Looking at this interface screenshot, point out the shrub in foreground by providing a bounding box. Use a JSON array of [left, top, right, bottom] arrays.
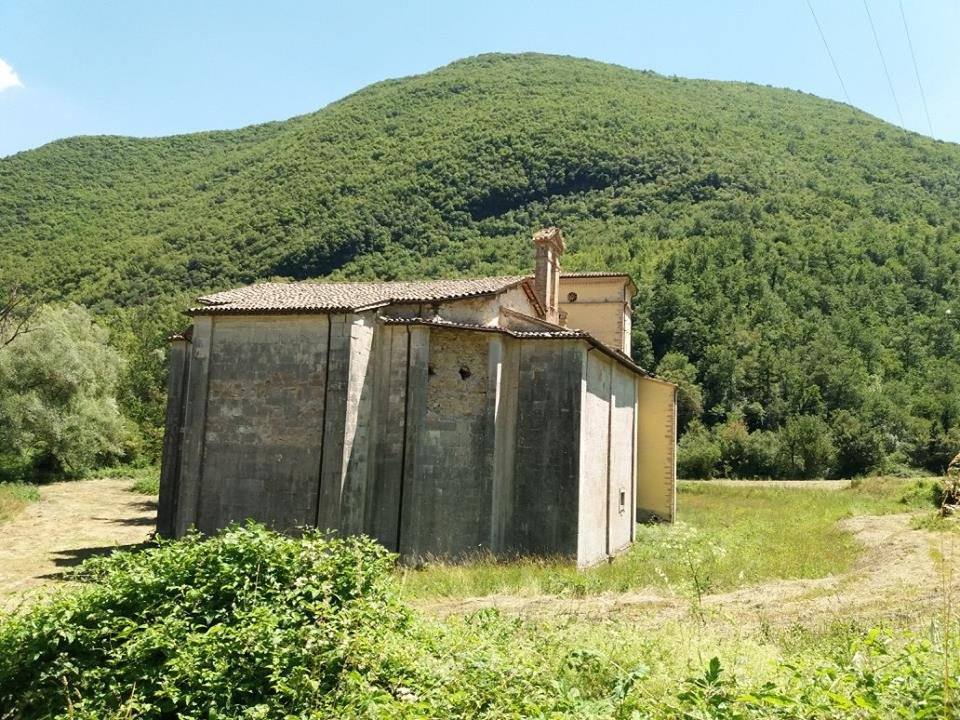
[[1, 524, 958, 718], [0, 525, 408, 718]]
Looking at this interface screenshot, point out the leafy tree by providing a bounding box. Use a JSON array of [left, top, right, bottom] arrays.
[[830, 409, 886, 478], [105, 300, 186, 460], [716, 417, 751, 478], [656, 351, 703, 433], [0, 305, 129, 475], [677, 422, 721, 479], [0, 284, 33, 351], [776, 415, 837, 480], [740, 430, 780, 478]]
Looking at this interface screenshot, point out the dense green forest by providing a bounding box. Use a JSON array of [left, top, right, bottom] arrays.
[[2, 52, 959, 477]]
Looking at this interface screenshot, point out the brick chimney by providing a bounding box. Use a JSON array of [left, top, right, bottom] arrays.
[[532, 227, 565, 324]]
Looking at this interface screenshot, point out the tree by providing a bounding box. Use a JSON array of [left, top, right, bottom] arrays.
[[106, 301, 185, 461], [655, 351, 703, 433], [830, 409, 886, 478], [0, 284, 33, 350], [677, 422, 721, 479], [0, 304, 129, 475], [776, 415, 837, 479]]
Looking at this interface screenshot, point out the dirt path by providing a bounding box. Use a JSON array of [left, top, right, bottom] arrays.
[[0, 478, 156, 611], [414, 513, 960, 626]]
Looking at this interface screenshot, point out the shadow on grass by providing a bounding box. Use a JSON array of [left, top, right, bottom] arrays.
[[93, 514, 157, 527], [37, 541, 155, 580], [90, 499, 158, 527]]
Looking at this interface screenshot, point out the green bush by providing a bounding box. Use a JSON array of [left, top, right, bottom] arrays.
[[0, 525, 406, 718], [740, 429, 781, 478], [716, 418, 749, 477], [677, 423, 721, 479], [830, 409, 887, 478]]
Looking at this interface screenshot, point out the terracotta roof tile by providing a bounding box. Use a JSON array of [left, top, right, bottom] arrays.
[[380, 315, 588, 338], [188, 276, 529, 315], [560, 271, 633, 279]]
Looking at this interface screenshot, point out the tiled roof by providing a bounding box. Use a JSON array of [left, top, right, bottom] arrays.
[[560, 271, 633, 279], [188, 276, 529, 315], [381, 315, 588, 339]]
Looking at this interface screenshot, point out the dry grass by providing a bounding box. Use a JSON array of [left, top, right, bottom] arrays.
[[0, 483, 38, 524]]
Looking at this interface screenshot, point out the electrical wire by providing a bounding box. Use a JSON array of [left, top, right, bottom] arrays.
[[863, 0, 905, 126], [805, 0, 852, 104], [898, 0, 934, 135]]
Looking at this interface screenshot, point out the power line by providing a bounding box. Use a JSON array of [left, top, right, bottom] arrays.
[[898, 0, 934, 135], [805, 0, 852, 105], [863, 0, 905, 126]]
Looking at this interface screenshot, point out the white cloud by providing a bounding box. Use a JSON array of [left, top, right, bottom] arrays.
[[0, 58, 23, 92]]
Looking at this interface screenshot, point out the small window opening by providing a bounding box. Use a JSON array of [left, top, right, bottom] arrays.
[[618, 489, 626, 512], [458, 365, 471, 380], [428, 364, 436, 377], [567, 291, 578, 303]]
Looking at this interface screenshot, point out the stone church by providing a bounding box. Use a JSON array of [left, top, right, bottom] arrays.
[[158, 228, 677, 567]]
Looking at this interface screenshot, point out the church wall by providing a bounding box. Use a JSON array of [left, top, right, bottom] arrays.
[[193, 314, 330, 534], [608, 363, 637, 554], [363, 324, 410, 550], [636, 376, 678, 522], [324, 312, 377, 535], [578, 351, 611, 567], [380, 285, 537, 327], [577, 353, 640, 566], [505, 339, 584, 557], [157, 338, 189, 537], [558, 277, 631, 355], [158, 305, 665, 564], [399, 327, 495, 558]]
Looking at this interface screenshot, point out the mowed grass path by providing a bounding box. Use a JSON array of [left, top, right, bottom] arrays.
[[400, 478, 936, 600]]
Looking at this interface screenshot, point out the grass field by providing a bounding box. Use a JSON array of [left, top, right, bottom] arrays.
[[1, 474, 956, 716], [401, 477, 939, 600], [0, 483, 39, 524]]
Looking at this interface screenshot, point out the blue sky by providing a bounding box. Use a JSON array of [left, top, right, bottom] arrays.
[[0, 1, 957, 158]]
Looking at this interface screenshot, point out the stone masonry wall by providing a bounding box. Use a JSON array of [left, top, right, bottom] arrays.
[[195, 315, 329, 533], [400, 327, 494, 557]]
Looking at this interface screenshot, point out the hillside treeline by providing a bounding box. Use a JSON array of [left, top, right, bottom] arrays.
[[1, 53, 959, 478]]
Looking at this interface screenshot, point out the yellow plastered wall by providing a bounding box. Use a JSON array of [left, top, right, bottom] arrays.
[[635, 376, 677, 522], [558, 277, 632, 355]]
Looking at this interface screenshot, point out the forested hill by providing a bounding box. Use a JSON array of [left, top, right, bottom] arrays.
[[3, 52, 960, 476]]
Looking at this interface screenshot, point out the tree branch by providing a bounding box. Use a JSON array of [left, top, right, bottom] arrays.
[[0, 284, 35, 350]]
